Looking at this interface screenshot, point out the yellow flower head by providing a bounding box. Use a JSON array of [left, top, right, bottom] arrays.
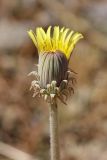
[[28, 26, 83, 60]]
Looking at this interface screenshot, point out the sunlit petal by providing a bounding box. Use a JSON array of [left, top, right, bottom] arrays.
[[28, 26, 83, 59]]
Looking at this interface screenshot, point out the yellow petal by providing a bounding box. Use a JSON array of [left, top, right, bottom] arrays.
[[28, 30, 37, 46], [59, 28, 69, 54], [64, 30, 74, 51], [58, 27, 65, 51], [60, 27, 65, 32], [53, 26, 59, 41], [39, 27, 46, 40], [28, 26, 83, 58], [46, 26, 52, 50], [36, 28, 45, 51], [66, 32, 83, 59], [60, 28, 69, 44], [52, 26, 59, 49], [65, 31, 74, 46], [72, 33, 83, 44], [36, 28, 44, 44], [47, 26, 51, 38]]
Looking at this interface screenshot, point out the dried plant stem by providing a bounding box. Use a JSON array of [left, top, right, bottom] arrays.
[[49, 100, 60, 160], [0, 142, 37, 160]]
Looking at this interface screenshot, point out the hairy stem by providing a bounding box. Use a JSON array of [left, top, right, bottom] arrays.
[[49, 100, 60, 160]]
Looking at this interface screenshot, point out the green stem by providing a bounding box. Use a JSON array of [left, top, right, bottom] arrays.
[[49, 100, 60, 160]]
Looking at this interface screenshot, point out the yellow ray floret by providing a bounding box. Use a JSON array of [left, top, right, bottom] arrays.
[[28, 26, 83, 59]]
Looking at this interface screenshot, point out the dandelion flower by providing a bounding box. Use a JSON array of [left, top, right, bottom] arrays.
[[28, 26, 83, 160], [28, 26, 83, 89]]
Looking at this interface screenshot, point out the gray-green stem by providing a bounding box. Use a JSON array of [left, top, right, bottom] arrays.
[[49, 100, 60, 160]]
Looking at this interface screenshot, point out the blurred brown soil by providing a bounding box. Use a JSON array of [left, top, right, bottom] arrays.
[[0, 0, 107, 160]]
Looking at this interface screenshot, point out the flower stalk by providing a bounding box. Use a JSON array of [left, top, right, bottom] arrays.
[[49, 100, 60, 160]]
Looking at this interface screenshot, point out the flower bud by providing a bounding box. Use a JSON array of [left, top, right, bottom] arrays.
[[38, 51, 68, 88]]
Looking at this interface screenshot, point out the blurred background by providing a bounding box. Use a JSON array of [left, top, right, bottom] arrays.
[[0, 0, 107, 160]]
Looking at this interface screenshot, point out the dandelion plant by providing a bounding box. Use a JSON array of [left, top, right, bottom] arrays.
[[28, 26, 83, 160]]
